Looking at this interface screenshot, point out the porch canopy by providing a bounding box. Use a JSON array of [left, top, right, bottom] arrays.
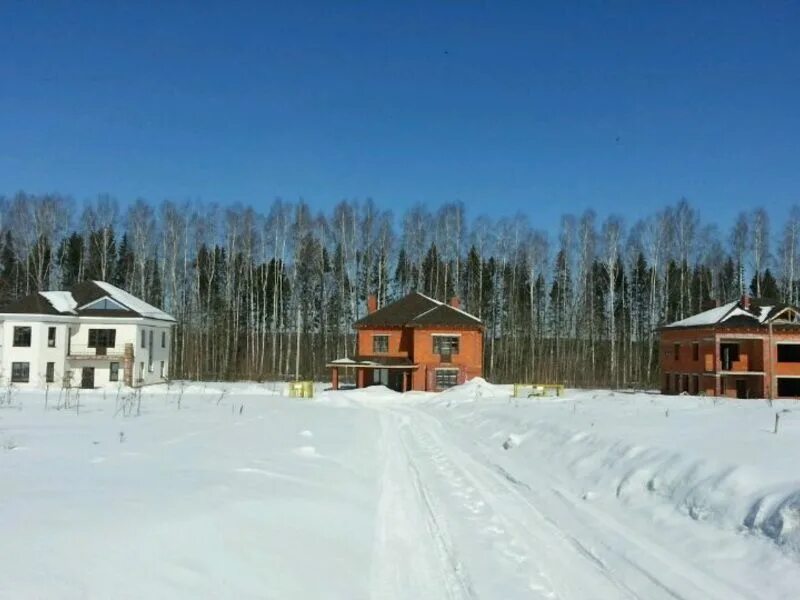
[[326, 356, 418, 391]]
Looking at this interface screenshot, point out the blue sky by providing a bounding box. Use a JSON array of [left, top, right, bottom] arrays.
[[1, 2, 798, 231]]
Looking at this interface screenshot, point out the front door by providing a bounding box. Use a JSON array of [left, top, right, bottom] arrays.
[[81, 367, 95, 389], [735, 379, 747, 399]]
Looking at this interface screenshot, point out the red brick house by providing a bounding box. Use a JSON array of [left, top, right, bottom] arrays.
[[659, 296, 800, 399], [327, 292, 484, 392]]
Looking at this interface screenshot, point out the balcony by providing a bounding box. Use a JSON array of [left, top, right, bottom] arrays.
[[67, 344, 125, 361]]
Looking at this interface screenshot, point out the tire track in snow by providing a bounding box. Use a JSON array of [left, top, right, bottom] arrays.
[[412, 406, 753, 600], [370, 413, 476, 600]]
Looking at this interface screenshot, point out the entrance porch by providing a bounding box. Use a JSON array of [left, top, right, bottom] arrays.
[[327, 358, 418, 393]]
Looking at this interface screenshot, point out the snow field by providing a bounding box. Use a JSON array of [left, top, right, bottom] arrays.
[[1, 380, 799, 598]]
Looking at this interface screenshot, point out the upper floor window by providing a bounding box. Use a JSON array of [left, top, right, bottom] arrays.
[[692, 342, 699, 361], [88, 329, 116, 348], [161, 331, 166, 348], [141, 329, 146, 348], [673, 343, 680, 360], [48, 326, 56, 347], [433, 335, 460, 356], [372, 335, 389, 354], [13, 326, 31, 347]]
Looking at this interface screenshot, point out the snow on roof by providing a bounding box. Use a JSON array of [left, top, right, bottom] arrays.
[[92, 281, 175, 322], [665, 301, 775, 328], [40, 291, 78, 314], [329, 357, 357, 365]]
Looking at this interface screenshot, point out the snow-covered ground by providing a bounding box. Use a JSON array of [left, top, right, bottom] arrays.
[[1, 380, 799, 599]]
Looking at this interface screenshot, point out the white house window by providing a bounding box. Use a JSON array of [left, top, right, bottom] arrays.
[[88, 329, 116, 348], [48, 326, 56, 348], [45, 362, 55, 383], [373, 335, 389, 353], [160, 361, 165, 378], [435, 368, 458, 389], [13, 326, 31, 347], [161, 331, 166, 348], [109, 362, 120, 382], [82, 297, 127, 311], [11, 362, 30, 383], [141, 330, 146, 348]]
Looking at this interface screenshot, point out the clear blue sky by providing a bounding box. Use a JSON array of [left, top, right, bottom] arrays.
[[1, 1, 798, 231]]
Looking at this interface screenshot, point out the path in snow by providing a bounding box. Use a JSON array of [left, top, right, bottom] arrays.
[[367, 403, 759, 600]]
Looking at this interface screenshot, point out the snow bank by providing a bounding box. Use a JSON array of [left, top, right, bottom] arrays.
[[429, 376, 511, 404], [435, 391, 800, 559]]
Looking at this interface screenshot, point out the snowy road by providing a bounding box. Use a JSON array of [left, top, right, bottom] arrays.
[[367, 403, 755, 600]]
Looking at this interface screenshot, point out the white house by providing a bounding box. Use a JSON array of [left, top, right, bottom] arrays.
[[0, 281, 175, 389]]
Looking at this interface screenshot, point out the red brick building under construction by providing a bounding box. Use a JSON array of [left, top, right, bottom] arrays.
[[327, 292, 484, 392], [660, 295, 800, 399]]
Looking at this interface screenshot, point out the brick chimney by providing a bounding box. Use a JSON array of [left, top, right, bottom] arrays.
[[741, 294, 750, 310], [367, 295, 378, 314], [449, 296, 461, 310]]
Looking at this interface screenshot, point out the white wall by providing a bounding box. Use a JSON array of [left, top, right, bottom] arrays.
[[0, 317, 172, 389]]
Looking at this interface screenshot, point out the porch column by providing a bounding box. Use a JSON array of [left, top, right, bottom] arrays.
[[357, 368, 366, 388], [331, 367, 339, 391]]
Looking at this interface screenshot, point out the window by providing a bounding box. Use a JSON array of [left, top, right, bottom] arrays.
[[692, 342, 699, 362], [48, 326, 56, 348], [673, 343, 680, 361], [372, 335, 389, 353], [109, 362, 119, 382], [88, 329, 116, 348], [141, 330, 146, 348], [11, 362, 29, 383], [161, 331, 166, 348], [13, 326, 31, 347], [160, 361, 165, 378], [433, 335, 460, 356], [720, 342, 739, 370], [67, 327, 72, 355], [777, 378, 800, 397], [435, 369, 459, 389], [45, 362, 55, 383], [777, 344, 800, 363], [82, 297, 127, 311], [139, 362, 144, 382]]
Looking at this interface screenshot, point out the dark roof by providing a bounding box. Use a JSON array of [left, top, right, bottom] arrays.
[[662, 296, 800, 330], [0, 292, 62, 316], [0, 281, 175, 322], [354, 291, 482, 329], [408, 304, 484, 327], [69, 281, 141, 319]]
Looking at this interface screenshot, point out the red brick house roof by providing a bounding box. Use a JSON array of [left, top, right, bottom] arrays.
[[354, 291, 482, 329]]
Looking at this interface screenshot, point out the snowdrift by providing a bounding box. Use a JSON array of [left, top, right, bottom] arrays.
[[434, 391, 800, 559]]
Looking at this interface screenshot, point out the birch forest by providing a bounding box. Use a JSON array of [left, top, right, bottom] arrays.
[[0, 192, 794, 388]]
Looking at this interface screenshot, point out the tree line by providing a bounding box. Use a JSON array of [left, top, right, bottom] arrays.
[[0, 192, 794, 388]]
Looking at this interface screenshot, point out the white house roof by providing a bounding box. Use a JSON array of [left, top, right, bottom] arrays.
[[92, 281, 174, 322], [0, 281, 175, 323], [39, 291, 78, 314]]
